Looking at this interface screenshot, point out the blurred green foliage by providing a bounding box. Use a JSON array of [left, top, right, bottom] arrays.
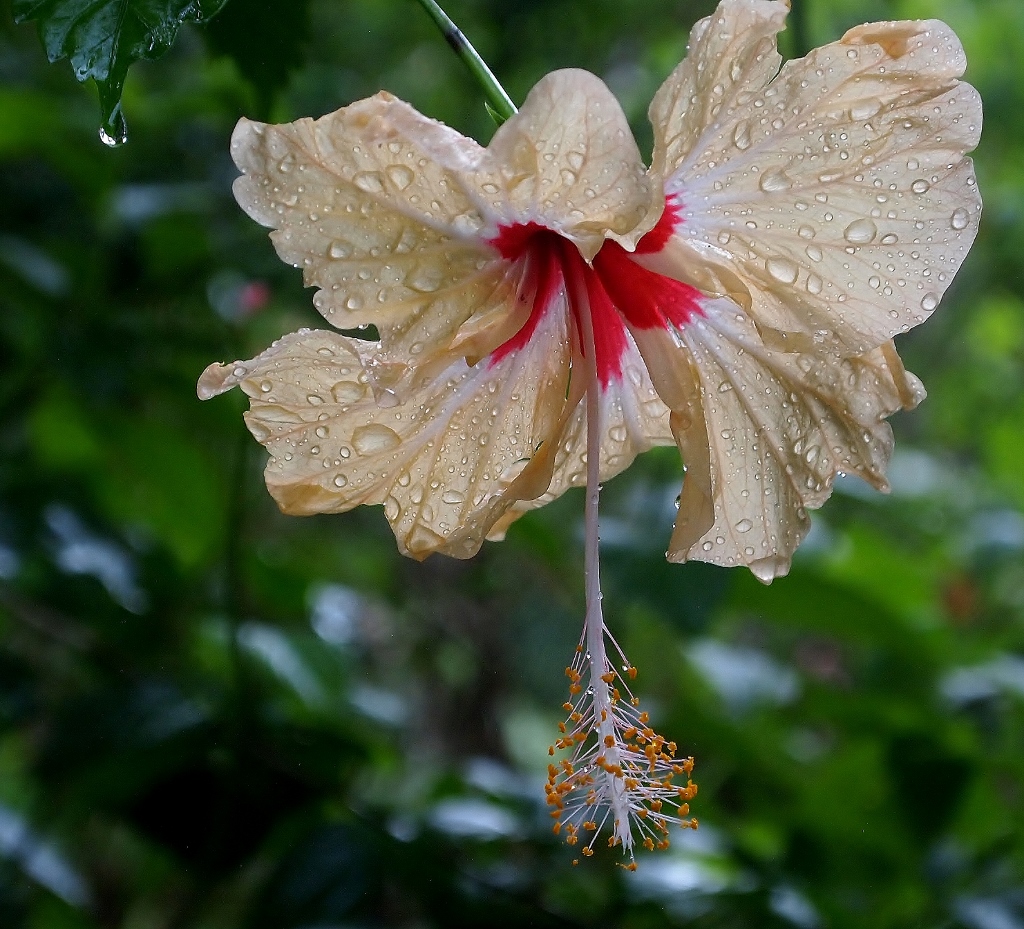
[[1, 0, 1022, 927]]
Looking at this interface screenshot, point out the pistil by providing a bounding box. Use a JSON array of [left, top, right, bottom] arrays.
[[546, 241, 698, 863]]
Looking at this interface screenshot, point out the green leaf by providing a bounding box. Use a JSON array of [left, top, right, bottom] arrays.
[[12, 0, 230, 144]]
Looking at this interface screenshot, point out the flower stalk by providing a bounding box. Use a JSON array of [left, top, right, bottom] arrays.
[[412, 0, 517, 123]]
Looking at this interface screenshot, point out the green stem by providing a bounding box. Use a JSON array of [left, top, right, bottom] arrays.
[[413, 0, 517, 123]]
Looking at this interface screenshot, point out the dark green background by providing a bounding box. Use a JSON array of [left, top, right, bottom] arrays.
[[1, 0, 1022, 926]]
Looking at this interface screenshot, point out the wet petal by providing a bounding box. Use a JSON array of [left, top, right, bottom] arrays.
[[649, 0, 789, 181], [649, 3, 982, 354], [632, 300, 923, 581], [230, 96, 514, 362], [488, 70, 661, 259], [197, 306, 573, 559], [230, 71, 658, 368], [487, 333, 674, 540]]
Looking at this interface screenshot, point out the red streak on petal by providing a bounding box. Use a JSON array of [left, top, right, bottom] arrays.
[[489, 225, 563, 365], [594, 242, 703, 331], [484, 214, 702, 385], [573, 251, 628, 387], [490, 221, 551, 261], [634, 195, 683, 255]]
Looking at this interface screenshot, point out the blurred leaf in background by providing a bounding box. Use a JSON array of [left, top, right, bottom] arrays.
[[1, 0, 1022, 927]]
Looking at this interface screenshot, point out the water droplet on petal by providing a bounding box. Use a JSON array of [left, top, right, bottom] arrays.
[[798, 225, 816, 240], [806, 273, 823, 295], [843, 218, 877, 244], [354, 171, 384, 193], [452, 211, 483, 237], [850, 99, 882, 120], [921, 292, 939, 312], [733, 120, 752, 150], [407, 263, 445, 293], [331, 381, 365, 403], [766, 257, 799, 284], [333, 474, 349, 488], [759, 168, 792, 192], [911, 178, 930, 194], [735, 518, 753, 533], [386, 165, 414, 190], [352, 424, 401, 455], [950, 208, 969, 230], [441, 489, 465, 505]]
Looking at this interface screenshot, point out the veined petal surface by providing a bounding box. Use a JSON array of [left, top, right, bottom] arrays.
[[230, 70, 658, 369], [639, 298, 924, 581], [648, 0, 982, 355], [487, 70, 661, 259], [487, 333, 675, 541], [197, 306, 574, 559]]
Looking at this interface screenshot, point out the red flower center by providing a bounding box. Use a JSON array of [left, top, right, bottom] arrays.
[[487, 199, 703, 386]]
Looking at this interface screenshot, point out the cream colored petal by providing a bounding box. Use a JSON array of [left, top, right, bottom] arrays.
[[197, 303, 573, 559], [648, 9, 981, 355], [649, 0, 789, 181], [486, 332, 674, 540], [487, 69, 661, 259], [230, 97, 517, 363], [626, 300, 923, 582], [230, 71, 658, 370]]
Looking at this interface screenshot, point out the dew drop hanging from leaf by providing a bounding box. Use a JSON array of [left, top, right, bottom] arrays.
[[13, 0, 230, 145], [99, 105, 127, 148]]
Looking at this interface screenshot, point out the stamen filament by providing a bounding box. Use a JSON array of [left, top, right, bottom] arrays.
[[576, 248, 631, 848], [547, 246, 698, 862]]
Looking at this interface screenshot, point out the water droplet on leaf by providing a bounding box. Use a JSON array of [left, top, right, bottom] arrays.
[[99, 108, 127, 147]]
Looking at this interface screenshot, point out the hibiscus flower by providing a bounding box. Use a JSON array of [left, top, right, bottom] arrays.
[[199, 0, 981, 856]]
